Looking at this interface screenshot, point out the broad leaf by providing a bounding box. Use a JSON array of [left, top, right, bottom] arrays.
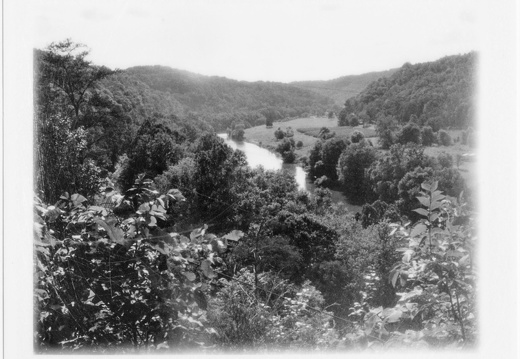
[[200, 259, 215, 278], [167, 189, 186, 202], [71, 194, 87, 206], [93, 218, 124, 244], [223, 230, 244, 242], [413, 208, 429, 217], [417, 196, 430, 208], [421, 183, 431, 191], [390, 270, 399, 287], [183, 272, 196, 281], [410, 223, 427, 237]]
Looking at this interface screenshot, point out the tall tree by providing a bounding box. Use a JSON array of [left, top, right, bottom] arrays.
[[35, 40, 116, 202]]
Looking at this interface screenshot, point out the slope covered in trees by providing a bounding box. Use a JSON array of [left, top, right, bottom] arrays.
[[291, 68, 397, 106], [101, 65, 336, 131], [338, 53, 476, 130]]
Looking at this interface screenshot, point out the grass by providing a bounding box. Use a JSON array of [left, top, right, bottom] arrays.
[[243, 116, 338, 156], [243, 116, 378, 157], [297, 126, 377, 139]]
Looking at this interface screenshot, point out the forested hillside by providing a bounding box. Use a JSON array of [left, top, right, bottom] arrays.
[[338, 53, 476, 130], [34, 41, 476, 353], [100, 65, 336, 131], [291, 68, 397, 106]]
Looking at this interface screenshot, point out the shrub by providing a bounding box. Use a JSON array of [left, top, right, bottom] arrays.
[[34, 180, 229, 351], [296, 140, 303, 148]]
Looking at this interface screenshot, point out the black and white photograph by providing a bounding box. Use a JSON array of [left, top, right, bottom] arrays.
[[2, 0, 518, 357]]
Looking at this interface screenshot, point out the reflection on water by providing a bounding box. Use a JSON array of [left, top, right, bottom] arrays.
[[218, 133, 361, 212]]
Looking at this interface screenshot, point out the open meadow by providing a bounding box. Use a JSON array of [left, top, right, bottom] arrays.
[[243, 116, 337, 155], [243, 116, 377, 157]]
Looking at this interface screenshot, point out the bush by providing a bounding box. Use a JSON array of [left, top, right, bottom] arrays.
[[421, 126, 435, 146], [296, 140, 303, 148]]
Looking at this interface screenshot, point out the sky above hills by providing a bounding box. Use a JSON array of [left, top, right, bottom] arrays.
[[31, 0, 478, 82]]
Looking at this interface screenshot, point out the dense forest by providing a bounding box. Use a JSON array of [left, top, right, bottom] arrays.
[[99, 65, 336, 132], [291, 68, 398, 106], [34, 40, 476, 353], [338, 53, 476, 131]]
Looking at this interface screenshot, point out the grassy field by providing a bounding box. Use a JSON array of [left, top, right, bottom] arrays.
[[243, 116, 378, 157], [243, 116, 338, 156], [297, 126, 377, 139]]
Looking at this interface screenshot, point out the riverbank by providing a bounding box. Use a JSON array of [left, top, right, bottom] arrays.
[[219, 133, 363, 212], [242, 116, 337, 157]]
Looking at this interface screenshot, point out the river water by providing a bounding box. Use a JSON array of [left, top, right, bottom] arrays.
[[218, 133, 361, 212]]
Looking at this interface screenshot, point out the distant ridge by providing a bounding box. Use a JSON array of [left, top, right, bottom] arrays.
[[291, 68, 398, 106]]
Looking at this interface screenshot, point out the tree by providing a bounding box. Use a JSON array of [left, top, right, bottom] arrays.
[[35, 40, 117, 202], [420, 126, 436, 146], [192, 133, 248, 229], [437, 152, 453, 168], [308, 138, 348, 181], [274, 127, 285, 140], [231, 123, 245, 141], [375, 115, 398, 149], [350, 130, 365, 143], [349, 114, 360, 127], [118, 119, 183, 190], [38, 40, 115, 125], [368, 144, 436, 205], [275, 138, 296, 163], [438, 129, 452, 146], [337, 142, 377, 204], [397, 122, 421, 145]]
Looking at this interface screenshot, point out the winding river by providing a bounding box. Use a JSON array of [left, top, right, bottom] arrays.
[[218, 134, 361, 212]]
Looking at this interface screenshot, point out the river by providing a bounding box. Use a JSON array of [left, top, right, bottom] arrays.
[[218, 134, 361, 213]]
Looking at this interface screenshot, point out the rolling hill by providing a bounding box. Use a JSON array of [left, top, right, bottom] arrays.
[[100, 66, 336, 130], [338, 53, 477, 130], [291, 69, 398, 106]]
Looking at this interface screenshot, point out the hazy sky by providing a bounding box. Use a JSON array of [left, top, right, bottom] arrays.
[[32, 0, 478, 82]]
